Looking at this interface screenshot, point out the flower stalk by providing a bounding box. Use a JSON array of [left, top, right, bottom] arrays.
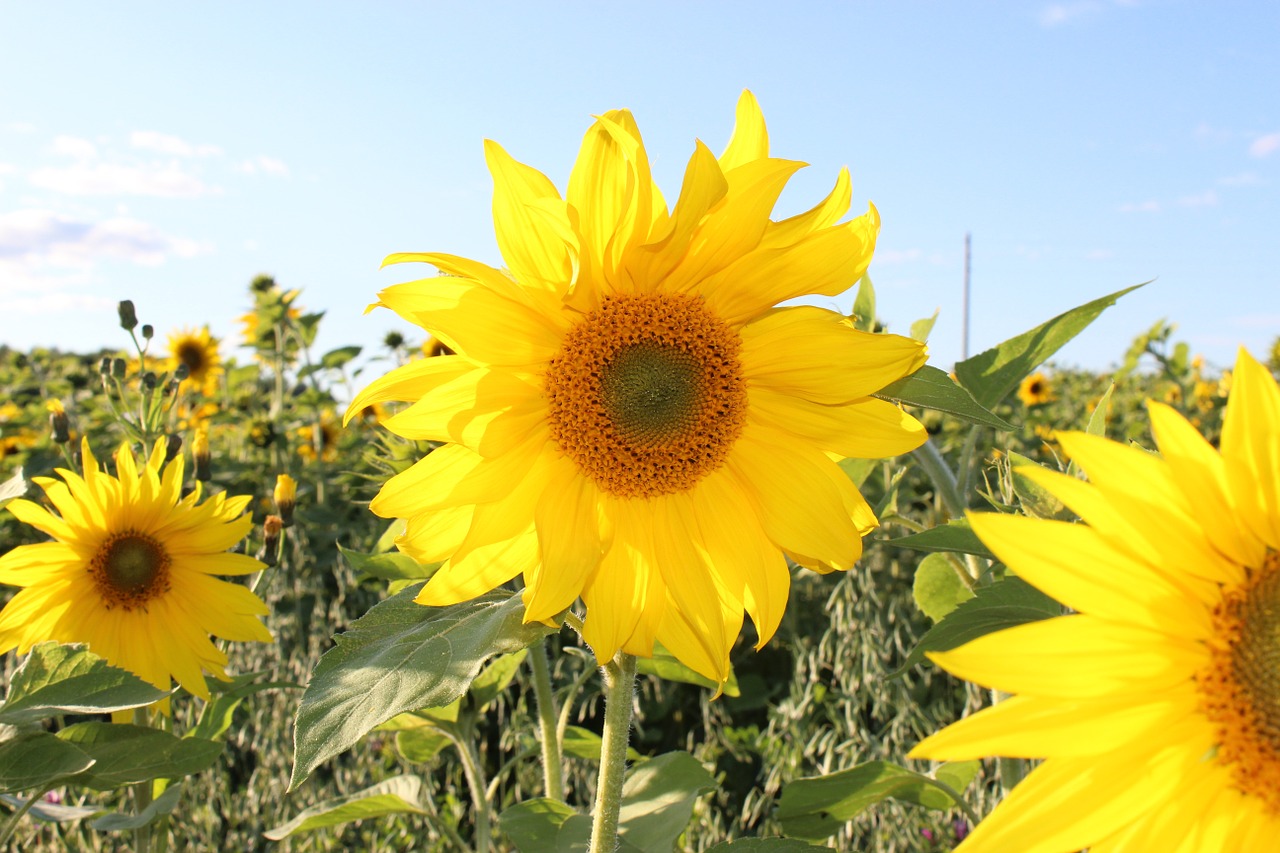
[[588, 651, 637, 853], [529, 639, 566, 802]]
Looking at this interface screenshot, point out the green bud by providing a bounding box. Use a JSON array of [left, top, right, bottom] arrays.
[[111, 358, 126, 379], [141, 324, 154, 340], [118, 300, 138, 331]]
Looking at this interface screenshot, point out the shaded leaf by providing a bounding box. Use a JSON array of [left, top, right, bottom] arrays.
[[0, 733, 95, 795], [91, 782, 183, 831], [1007, 452, 1070, 520], [837, 457, 876, 489], [395, 726, 452, 763], [560, 725, 641, 763], [884, 519, 994, 560], [0, 643, 170, 727], [0, 793, 101, 823], [954, 283, 1145, 410], [188, 672, 298, 742], [289, 587, 554, 789], [850, 274, 876, 332], [469, 650, 528, 711], [909, 309, 939, 343], [264, 775, 428, 840], [636, 643, 740, 697], [616, 752, 716, 852], [338, 542, 437, 582], [499, 798, 591, 852], [319, 345, 362, 370], [912, 553, 975, 622], [58, 724, 222, 791], [708, 840, 825, 851], [873, 365, 1013, 431]]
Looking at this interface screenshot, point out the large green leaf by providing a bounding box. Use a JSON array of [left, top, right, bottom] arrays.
[[776, 760, 980, 841], [0, 793, 101, 823], [912, 553, 975, 622], [891, 577, 1062, 676], [469, 649, 528, 711], [560, 725, 643, 763], [264, 775, 428, 840], [91, 782, 184, 831], [289, 587, 555, 789], [499, 798, 592, 852], [0, 733, 95, 795], [885, 519, 994, 560], [337, 542, 438, 582], [636, 642, 740, 697], [0, 643, 170, 726], [954, 283, 1145, 410], [188, 672, 298, 742], [58, 723, 223, 791], [873, 365, 1013, 430]]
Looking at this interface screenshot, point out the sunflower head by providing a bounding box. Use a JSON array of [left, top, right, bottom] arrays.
[[167, 326, 223, 396], [353, 91, 928, 684], [1016, 371, 1054, 407], [0, 439, 272, 702]]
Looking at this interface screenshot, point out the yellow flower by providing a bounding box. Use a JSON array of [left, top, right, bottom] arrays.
[[273, 474, 297, 527], [167, 326, 223, 396], [295, 411, 340, 463], [349, 92, 927, 683], [0, 440, 272, 701], [911, 348, 1280, 851], [1016, 372, 1054, 407]]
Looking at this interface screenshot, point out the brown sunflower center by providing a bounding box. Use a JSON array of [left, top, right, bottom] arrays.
[[1200, 550, 1280, 813], [175, 341, 208, 378], [543, 293, 747, 498], [89, 531, 172, 611]]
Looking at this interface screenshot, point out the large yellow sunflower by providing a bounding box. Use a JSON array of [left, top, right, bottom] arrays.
[[167, 326, 223, 396], [911, 349, 1280, 851], [0, 440, 272, 701], [348, 92, 928, 683]]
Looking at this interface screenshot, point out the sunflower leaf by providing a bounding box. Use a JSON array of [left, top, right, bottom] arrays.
[[953, 283, 1146, 410], [872, 365, 1013, 431], [0, 466, 27, 509], [0, 733, 96, 795], [912, 553, 975, 622], [263, 774, 428, 840], [635, 642, 741, 697], [90, 782, 184, 831], [775, 760, 978, 841], [289, 587, 555, 790], [337, 542, 438, 582], [883, 519, 994, 560], [706, 840, 826, 851], [889, 577, 1062, 677], [0, 643, 171, 726], [58, 723, 223, 791]]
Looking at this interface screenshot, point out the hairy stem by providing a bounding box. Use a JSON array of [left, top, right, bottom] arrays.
[[588, 652, 637, 853]]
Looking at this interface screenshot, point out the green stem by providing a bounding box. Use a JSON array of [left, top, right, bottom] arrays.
[[132, 708, 154, 853], [528, 639, 566, 801], [589, 652, 637, 853], [444, 725, 491, 853], [911, 439, 966, 519], [0, 785, 51, 848]]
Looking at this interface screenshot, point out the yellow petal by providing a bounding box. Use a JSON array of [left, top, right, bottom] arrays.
[[627, 140, 727, 288], [761, 166, 853, 249], [345, 356, 473, 426], [527, 455, 604, 622], [718, 89, 769, 171], [1221, 347, 1280, 549], [740, 306, 927, 404], [381, 367, 545, 456], [748, 387, 926, 460], [416, 530, 536, 607], [397, 505, 473, 565], [484, 139, 576, 294], [581, 499, 663, 662]]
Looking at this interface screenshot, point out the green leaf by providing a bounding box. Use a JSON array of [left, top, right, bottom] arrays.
[[1084, 382, 1116, 438], [0, 466, 27, 509], [891, 577, 1062, 676], [499, 798, 591, 852], [0, 642, 171, 727], [707, 839, 824, 851], [338, 542, 437, 582], [953, 283, 1146, 410], [884, 519, 994, 560], [0, 733, 95, 795], [394, 726, 452, 763], [912, 553, 975, 622], [1007, 452, 1069, 520], [188, 672, 298, 742], [560, 725, 642, 763], [635, 643, 740, 697], [58, 724, 223, 791], [319, 345, 362, 370], [850, 273, 876, 332], [289, 587, 555, 789], [776, 760, 978, 841], [0, 793, 101, 823], [469, 650, 528, 711], [91, 782, 183, 831], [616, 752, 716, 852], [873, 365, 1013, 430], [837, 457, 876, 489], [263, 775, 428, 840], [375, 518, 407, 553], [909, 309, 939, 343]]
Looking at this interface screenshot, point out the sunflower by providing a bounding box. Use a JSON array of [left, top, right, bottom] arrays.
[[0, 439, 272, 702], [348, 91, 928, 683], [910, 348, 1280, 851], [167, 326, 223, 396], [295, 410, 341, 463], [1016, 371, 1054, 407]]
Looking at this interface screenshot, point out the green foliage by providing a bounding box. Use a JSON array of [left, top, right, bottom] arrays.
[[264, 775, 429, 840], [874, 365, 1013, 430], [912, 553, 975, 622], [886, 519, 994, 560], [58, 724, 223, 792], [0, 643, 170, 727]]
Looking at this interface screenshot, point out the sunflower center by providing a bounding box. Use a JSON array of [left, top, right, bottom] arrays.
[[1200, 551, 1280, 813], [176, 341, 208, 378], [544, 293, 747, 498], [89, 532, 172, 611]]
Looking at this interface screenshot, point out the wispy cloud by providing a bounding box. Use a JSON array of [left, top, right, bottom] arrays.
[[130, 130, 222, 158], [0, 289, 116, 316], [235, 155, 291, 177], [1119, 200, 1161, 213], [1040, 0, 1137, 27], [1218, 172, 1262, 187], [0, 208, 210, 276], [1085, 249, 1115, 261], [51, 135, 98, 160], [29, 161, 219, 198], [1249, 132, 1280, 159], [1176, 190, 1219, 208], [5, 121, 37, 134]]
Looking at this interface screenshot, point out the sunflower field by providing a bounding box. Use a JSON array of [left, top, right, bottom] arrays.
[[1, 94, 1279, 853]]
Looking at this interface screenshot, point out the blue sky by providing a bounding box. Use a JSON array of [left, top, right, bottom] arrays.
[[1, 1, 1276, 377]]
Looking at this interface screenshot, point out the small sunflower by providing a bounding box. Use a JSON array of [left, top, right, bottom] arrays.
[[167, 326, 223, 396], [911, 349, 1280, 850], [0, 439, 272, 701], [1016, 371, 1054, 407], [349, 91, 927, 683], [295, 410, 340, 463]]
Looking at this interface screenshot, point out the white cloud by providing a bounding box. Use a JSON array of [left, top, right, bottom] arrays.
[[130, 130, 222, 158], [52, 135, 98, 161], [1119, 200, 1161, 213], [0, 289, 115, 316], [5, 121, 37, 134], [1085, 249, 1115, 261], [236, 155, 291, 177], [1219, 172, 1261, 187], [29, 161, 219, 198], [1176, 190, 1219, 208], [1249, 132, 1280, 159]]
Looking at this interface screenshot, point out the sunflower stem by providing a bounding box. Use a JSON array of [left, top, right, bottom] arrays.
[[529, 639, 566, 801], [132, 708, 154, 853], [911, 439, 966, 520], [589, 652, 636, 853], [0, 785, 50, 848], [443, 722, 492, 853]]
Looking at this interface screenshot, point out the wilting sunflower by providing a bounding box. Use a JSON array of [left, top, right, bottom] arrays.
[[167, 326, 223, 396], [1016, 371, 1054, 407], [911, 349, 1280, 851], [349, 91, 928, 682], [0, 440, 272, 701]]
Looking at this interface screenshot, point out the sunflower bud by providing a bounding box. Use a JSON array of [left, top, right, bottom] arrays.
[[111, 358, 126, 380], [99, 357, 112, 375], [273, 474, 297, 527], [117, 300, 138, 331], [192, 430, 211, 482], [257, 515, 283, 567], [164, 433, 183, 463], [47, 399, 70, 444], [141, 324, 154, 341]]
